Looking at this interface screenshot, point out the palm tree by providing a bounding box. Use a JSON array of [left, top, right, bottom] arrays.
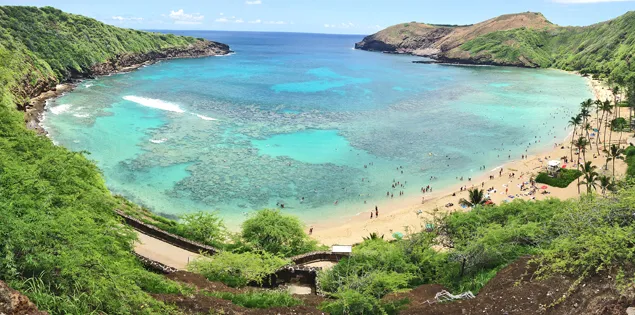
[[598, 175, 611, 196], [604, 144, 625, 181], [362, 232, 384, 241], [601, 100, 613, 150], [459, 188, 487, 208], [567, 114, 582, 161], [583, 122, 592, 151], [578, 161, 599, 194], [594, 99, 603, 155], [573, 136, 589, 165]]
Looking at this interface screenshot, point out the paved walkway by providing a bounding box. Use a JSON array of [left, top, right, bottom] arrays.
[[134, 232, 201, 270]]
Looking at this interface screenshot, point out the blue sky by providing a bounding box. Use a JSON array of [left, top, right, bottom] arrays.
[[4, 0, 635, 34]]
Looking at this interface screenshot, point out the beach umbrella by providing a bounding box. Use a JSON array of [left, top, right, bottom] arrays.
[[541, 185, 548, 189]]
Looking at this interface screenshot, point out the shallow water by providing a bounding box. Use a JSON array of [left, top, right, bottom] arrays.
[[43, 31, 591, 226]]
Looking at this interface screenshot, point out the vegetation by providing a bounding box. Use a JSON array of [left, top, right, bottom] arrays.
[[535, 168, 582, 188], [458, 11, 635, 84], [625, 146, 635, 179], [203, 290, 302, 309], [188, 251, 290, 288], [458, 188, 488, 207], [0, 6, 222, 314], [319, 185, 635, 314], [239, 209, 319, 256]]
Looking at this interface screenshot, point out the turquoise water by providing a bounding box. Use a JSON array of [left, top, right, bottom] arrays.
[[43, 31, 591, 226]]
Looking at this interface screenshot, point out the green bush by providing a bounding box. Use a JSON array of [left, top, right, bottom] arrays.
[[611, 117, 630, 131], [204, 290, 302, 309], [320, 289, 407, 315], [625, 146, 635, 178], [187, 251, 290, 287], [535, 168, 583, 188], [240, 209, 318, 257]]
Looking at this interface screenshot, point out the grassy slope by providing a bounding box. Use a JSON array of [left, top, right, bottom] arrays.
[[0, 6, 204, 104], [453, 11, 635, 83], [0, 6, 223, 314]]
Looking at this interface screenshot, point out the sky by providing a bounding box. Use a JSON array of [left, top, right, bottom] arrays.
[[3, 0, 635, 34]]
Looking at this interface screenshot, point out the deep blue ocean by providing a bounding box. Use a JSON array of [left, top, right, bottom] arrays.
[[43, 31, 591, 226]]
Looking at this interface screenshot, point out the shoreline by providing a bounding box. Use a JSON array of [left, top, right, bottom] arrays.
[[34, 54, 628, 246], [25, 43, 232, 135], [308, 72, 630, 245]]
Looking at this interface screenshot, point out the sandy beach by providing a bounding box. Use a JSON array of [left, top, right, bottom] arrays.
[[310, 75, 631, 246]]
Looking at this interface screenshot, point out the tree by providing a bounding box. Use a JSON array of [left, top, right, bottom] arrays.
[[604, 144, 625, 181], [578, 161, 599, 194], [459, 188, 487, 208], [598, 175, 611, 196], [179, 211, 227, 248], [601, 100, 613, 151], [567, 114, 582, 161], [363, 232, 385, 241], [241, 209, 318, 256], [573, 136, 589, 165], [594, 99, 603, 155]]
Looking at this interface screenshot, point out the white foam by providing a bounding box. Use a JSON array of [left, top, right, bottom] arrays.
[[84, 83, 93, 88], [73, 113, 90, 118], [50, 104, 72, 115], [150, 138, 168, 144], [196, 114, 217, 121], [123, 96, 184, 113]]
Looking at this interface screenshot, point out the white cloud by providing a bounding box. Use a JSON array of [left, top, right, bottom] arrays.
[[169, 9, 204, 24], [112, 16, 143, 21], [235, 18, 244, 23], [249, 19, 262, 24], [215, 17, 229, 23], [246, 0, 262, 4], [552, 0, 634, 2], [264, 20, 286, 24]]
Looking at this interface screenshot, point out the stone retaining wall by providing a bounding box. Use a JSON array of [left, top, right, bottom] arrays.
[[290, 251, 349, 265], [134, 252, 178, 274], [115, 210, 219, 255]]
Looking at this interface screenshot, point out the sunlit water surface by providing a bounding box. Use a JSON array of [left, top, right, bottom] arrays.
[[43, 31, 591, 226]]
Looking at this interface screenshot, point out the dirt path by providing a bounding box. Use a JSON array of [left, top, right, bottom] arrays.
[[134, 232, 201, 270]]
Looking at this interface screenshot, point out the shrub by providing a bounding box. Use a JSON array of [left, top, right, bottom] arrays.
[[625, 146, 635, 178], [205, 290, 302, 309], [241, 209, 318, 256], [177, 211, 227, 248], [187, 251, 290, 287], [535, 168, 582, 188], [611, 117, 630, 131]]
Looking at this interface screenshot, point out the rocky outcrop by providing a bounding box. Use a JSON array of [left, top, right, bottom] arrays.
[[0, 280, 48, 315], [87, 40, 231, 77], [355, 12, 553, 58]]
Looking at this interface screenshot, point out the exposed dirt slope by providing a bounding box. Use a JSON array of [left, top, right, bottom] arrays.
[[390, 257, 633, 315], [355, 12, 553, 56]]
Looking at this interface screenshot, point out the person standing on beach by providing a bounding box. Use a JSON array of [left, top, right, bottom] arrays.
[[370, 211, 374, 219], [375, 206, 378, 218], [309, 227, 313, 235]]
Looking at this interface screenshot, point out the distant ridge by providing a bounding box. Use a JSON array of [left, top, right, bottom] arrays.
[[356, 11, 635, 84]]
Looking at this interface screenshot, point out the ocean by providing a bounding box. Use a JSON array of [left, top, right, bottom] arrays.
[[42, 30, 592, 226]]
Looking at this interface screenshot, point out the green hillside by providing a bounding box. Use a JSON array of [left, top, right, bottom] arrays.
[[0, 6, 228, 314], [357, 11, 635, 84]]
